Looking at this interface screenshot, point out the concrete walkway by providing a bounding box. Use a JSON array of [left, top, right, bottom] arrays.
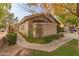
[[17, 33, 78, 52], [64, 32, 79, 39], [0, 45, 24, 56], [0, 32, 7, 40], [0, 32, 7, 48]]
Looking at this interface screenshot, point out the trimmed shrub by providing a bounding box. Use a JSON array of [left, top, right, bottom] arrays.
[[6, 32, 17, 45]]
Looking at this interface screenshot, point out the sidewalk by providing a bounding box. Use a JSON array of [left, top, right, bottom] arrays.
[[0, 32, 32, 56], [0, 32, 7, 40], [0, 32, 7, 48], [16, 33, 76, 52]]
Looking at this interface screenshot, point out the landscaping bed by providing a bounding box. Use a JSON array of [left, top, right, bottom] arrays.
[[19, 32, 64, 44], [31, 39, 79, 56]]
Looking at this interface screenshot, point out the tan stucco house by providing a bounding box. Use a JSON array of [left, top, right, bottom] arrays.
[[18, 12, 63, 38]]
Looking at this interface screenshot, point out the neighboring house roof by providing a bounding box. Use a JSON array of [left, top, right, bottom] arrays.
[[18, 12, 63, 27]]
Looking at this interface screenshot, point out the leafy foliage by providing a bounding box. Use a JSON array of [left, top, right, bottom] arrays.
[[0, 3, 11, 18], [0, 3, 12, 29], [42, 3, 77, 24], [66, 15, 77, 25], [6, 32, 17, 45]]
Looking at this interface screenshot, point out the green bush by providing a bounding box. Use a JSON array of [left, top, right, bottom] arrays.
[[59, 34, 64, 37], [0, 25, 5, 29], [6, 32, 17, 45], [28, 31, 33, 40], [51, 34, 60, 39], [19, 31, 64, 44], [27, 34, 61, 44], [57, 25, 64, 33], [39, 34, 62, 43]]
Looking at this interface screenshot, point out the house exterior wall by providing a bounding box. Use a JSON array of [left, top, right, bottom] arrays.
[[19, 21, 29, 36], [32, 23, 43, 38], [42, 23, 57, 36], [33, 23, 57, 37], [18, 15, 58, 38], [27, 16, 50, 37]]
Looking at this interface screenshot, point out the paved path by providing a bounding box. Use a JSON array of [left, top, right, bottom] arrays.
[[64, 32, 79, 39], [17, 33, 78, 52], [0, 45, 24, 56], [0, 32, 7, 48], [0, 32, 7, 40], [0, 32, 32, 56]]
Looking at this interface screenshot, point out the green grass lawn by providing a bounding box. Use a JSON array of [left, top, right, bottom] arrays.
[[31, 39, 79, 56]]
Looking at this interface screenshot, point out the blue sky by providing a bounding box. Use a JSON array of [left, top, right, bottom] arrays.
[[10, 3, 44, 20], [10, 3, 31, 20]]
